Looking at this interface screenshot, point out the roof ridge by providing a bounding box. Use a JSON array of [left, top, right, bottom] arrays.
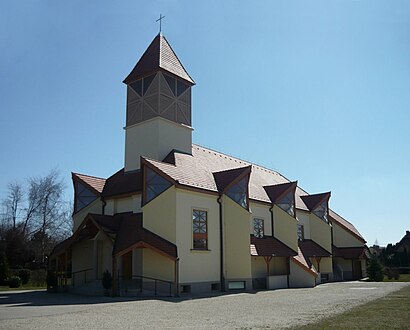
[[192, 144, 292, 182], [72, 172, 106, 181]]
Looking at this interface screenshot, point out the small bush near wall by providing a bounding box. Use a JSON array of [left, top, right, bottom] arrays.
[[8, 276, 21, 288], [367, 256, 384, 281]]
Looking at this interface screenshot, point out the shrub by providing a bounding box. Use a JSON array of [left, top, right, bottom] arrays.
[[46, 271, 57, 288], [367, 255, 384, 281], [0, 253, 9, 285], [31, 269, 47, 286], [102, 270, 112, 290], [8, 276, 21, 288], [18, 269, 31, 285]]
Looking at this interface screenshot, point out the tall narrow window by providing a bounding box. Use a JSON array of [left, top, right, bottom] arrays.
[[277, 190, 295, 216], [313, 201, 328, 223], [226, 176, 249, 209], [297, 224, 304, 241], [75, 182, 97, 212], [253, 218, 264, 238], [144, 167, 172, 203], [193, 210, 208, 250]]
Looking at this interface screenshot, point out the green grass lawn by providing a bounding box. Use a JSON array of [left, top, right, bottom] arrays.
[[294, 284, 410, 329], [383, 273, 410, 282]]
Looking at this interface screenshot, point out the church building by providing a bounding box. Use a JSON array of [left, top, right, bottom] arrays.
[[50, 33, 368, 296]]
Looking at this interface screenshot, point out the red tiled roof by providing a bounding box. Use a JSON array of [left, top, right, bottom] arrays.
[[51, 212, 177, 260], [123, 33, 195, 85], [329, 210, 366, 243], [102, 169, 142, 198], [250, 235, 297, 257], [143, 145, 364, 241], [72, 173, 106, 194], [300, 192, 331, 211], [299, 239, 331, 257], [332, 245, 368, 259], [292, 247, 318, 277], [112, 213, 177, 259]]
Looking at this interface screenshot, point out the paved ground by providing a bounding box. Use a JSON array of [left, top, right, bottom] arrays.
[[0, 281, 408, 329]]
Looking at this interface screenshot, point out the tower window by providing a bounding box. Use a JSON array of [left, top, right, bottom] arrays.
[[277, 190, 295, 217], [130, 79, 142, 96], [75, 182, 97, 212], [226, 176, 249, 209], [144, 166, 172, 204], [297, 224, 304, 241], [193, 210, 208, 250], [142, 74, 155, 95], [164, 74, 176, 95], [313, 201, 328, 222], [177, 80, 189, 96], [253, 218, 264, 238]]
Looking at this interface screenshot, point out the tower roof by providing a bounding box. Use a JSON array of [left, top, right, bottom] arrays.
[[123, 33, 195, 85]]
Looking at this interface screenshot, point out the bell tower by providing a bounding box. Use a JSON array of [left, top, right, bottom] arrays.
[[123, 33, 195, 171]]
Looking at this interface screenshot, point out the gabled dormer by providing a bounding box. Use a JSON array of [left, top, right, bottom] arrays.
[[301, 192, 331, 223], [213, 166, 252, 210]]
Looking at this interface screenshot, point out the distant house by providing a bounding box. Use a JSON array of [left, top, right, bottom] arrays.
[[396, 231, 410, 254], [50, 33, 367, 296]]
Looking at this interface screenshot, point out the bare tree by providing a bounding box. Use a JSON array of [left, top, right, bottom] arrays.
[[2, 182, 23, 228]]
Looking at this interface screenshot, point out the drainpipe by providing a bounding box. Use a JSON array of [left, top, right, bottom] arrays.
[[269, 205, 274, 237], [217, 196, 225, 292]]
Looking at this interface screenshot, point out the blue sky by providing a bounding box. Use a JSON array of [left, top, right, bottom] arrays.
[[0, 1, 409, 246]]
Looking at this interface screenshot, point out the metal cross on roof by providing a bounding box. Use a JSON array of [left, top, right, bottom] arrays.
[[156, 14, 165, 33]]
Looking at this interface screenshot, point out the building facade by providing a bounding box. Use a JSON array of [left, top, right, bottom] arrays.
[[50, 33, 368, 296]]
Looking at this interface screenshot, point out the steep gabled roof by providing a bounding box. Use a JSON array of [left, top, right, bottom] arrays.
[[123, 33, 195, 85], [213, 166, 252, 193], [300, 192, 331, 211], [264, 181, 297, 204], [72, 172, 106, 195], [332, 245, 369, 259], [102, 169, 142, 198], [291, 247, 318, 277]]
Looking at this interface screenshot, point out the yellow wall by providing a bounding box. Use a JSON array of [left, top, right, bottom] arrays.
[[289, 259, 316, 288], [73, 199, 102, 231], [333, 222, 364, 247], [142, 248, 175, 282], [176, 189, 220, 283], [97, 236, 113, 279], [310, 256, 332, 273], [72, 239, 94, 285], [223, 196, 252, 280], [309, 214, 332, 252], [142, 186, 176, 244], [251, 257, 287, 278], [273, 206, 298, 252], [249, 202, 272, 236], [124, 117, 192, 171], [105, 194, 142, 215], [296, 211, 311, 239]]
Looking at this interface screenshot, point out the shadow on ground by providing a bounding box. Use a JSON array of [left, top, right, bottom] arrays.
[[0, 288, 262, 307]]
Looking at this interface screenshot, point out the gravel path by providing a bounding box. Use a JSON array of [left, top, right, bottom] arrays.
[[0, 281, 408, 329]]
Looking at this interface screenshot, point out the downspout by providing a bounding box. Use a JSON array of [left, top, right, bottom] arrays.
[[217, 196, 225, 292], [269, 205, 274, 237]]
